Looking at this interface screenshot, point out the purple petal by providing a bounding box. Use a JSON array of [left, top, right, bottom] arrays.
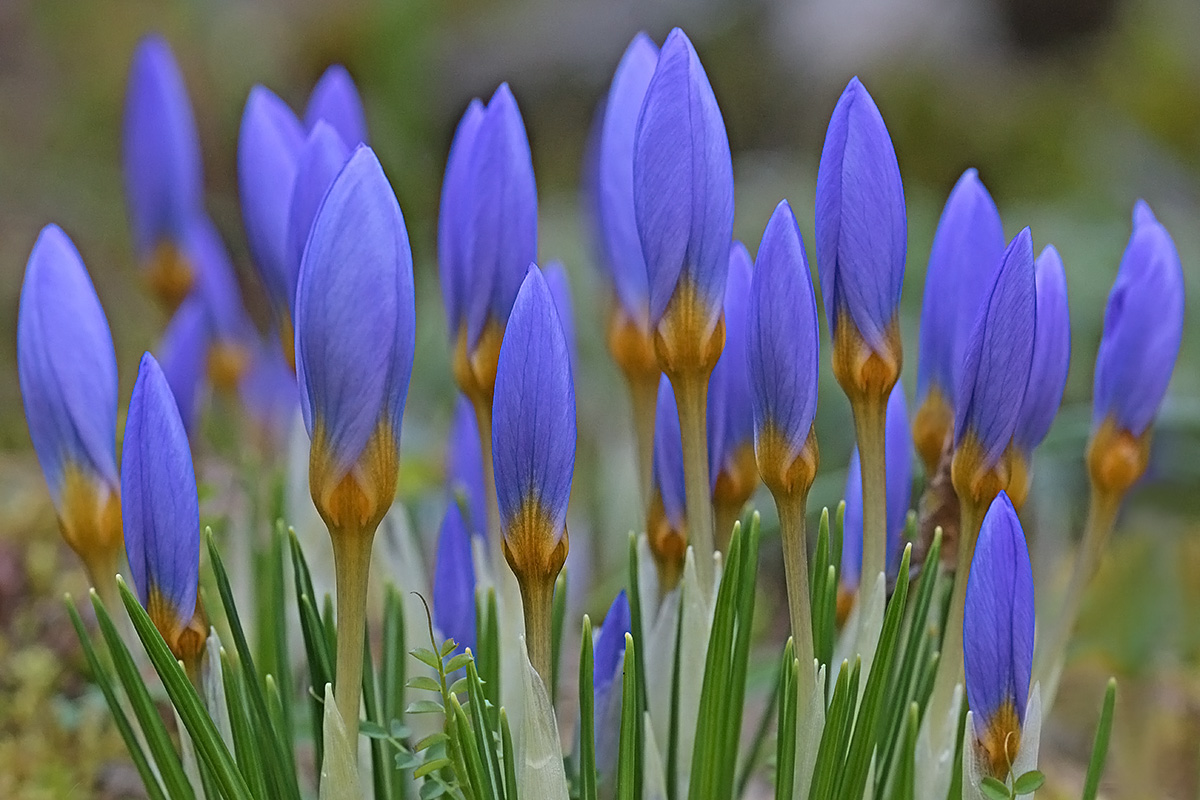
[[156, 297, 210, 436], [447, 394, 488, 537], [633, 28, 734, 327], [814, 77, 906, 351], [295, 146, 415, 475], [433, 503, 477, 653], [1092, 202, 1185, 435], [17, 225, 119, 505], [492, 266, 576, 540], [122, 353, 200, 621], [185, 215, 254, 346], [286, 121, 351, 313], [122, 35, 203, 258], [917, 169, 1005, 403], [1014, 245, 1070, 452], [594, 589, 631, 696], [543, 261, 579, 380], [239, 336, 299, 442], [438, 100, 486, 336], [964, 491, 1034, 729], [653, 375, 686, 528], [710, 241, 754, 472], [304, 64, 368, 147], [748, 200, 820, 463], [954, 228, 1037, 466]]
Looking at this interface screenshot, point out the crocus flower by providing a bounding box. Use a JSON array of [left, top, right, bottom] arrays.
[[953, 228, 1036, 510], [304, 64, 368, 147], [433, 503, 477, 654], [438, 99, 485, 339], [238, 86, 305, 320], [295, 146, 415, 535], [814, 77, 906, 401], [594, 32, 659, 329], [649, 375, 687, 586], [593, 590, 631, 785], [122, 353, 207, 665], [963, 491, 1036, 782], [492, 266, 574, 683], [1088, 201, 1184, 496], [286, 121, 352, 315], [240, 336, 300, 454], [633, 28, 733, 374], [17, 225, 122, 576], [839, 383, 912, 615], [185, 215, 255, 390], [157, 296, 210, 437], [543, 261, 578, 375], [1009, 245, 1070, 507], [122, 34, 204, 310], [710, 242, 756, 528], [447, 394, 487, 537], [913, 169, 1005, 471], [748, 201, 820, 498]]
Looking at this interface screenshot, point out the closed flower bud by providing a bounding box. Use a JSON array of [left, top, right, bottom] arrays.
[[543, 261, 579, 376], [649, 375, 687, 586], [815, 77, 906, 403], [122, 35, 204, 310], [304, 64, 368, 148], [593, 590, 631, 785], [295, 146, 415, 536], [634, 27, 733, 377], [18, 225, 122, 577], [433, 503, 477, 654], [239, 336, 299, 455], [185, 215, 254, 390], [749, 201, 820, 499], [122, 353, 207, 665], [438, 99, 485, 339], [914, 169, 1005, 471], [447, 395, 487, 538], [286, 121, 352, 317], [157, 297, 210, 437]]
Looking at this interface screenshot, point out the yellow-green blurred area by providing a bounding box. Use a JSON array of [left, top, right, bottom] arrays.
[[1, 0, 1199, 797]]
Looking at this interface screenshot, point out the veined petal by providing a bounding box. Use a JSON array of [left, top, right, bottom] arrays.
[[157, 297, 210, 436], [304, 64, 368, 147], [433, 503, 477, 653], [492, 266, 576, 541], [917, 169, 1005, 403], [594, 589, 631, 697], [122, 353, 201, 622], [543, 261, 579, 379], [633, 27, 734, 327], [596, 32, 659, 321], [17, 225, 119, 504], [964, 491, 1034, 731], [465, 85, 538, 347], [814, 77, 906, 351], [447, 394, 487, 537], [438, 100, 485, 336], [653, 375, 686, 529], [286, 121, 351, 312], [1014, 245, 1070, 453], [239, 336, 299, 445], [122, 35, 203, 258], [954, 228, 1037, 467], [295, 146, 415, 475], [238, 86, 305, 307], [711, 241, 754, 466], [186, 215, 253, 346], [748, 200, 820, 463], [1092, 201, 1185, 435]]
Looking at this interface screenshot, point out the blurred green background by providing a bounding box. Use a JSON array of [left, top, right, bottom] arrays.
[[1, 0, 1198, 796]]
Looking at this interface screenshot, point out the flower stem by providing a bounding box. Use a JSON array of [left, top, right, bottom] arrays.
[[627, 373, 659, 515], [330, 527, 374, 750], [776, 489, 815, 695], [1033, 485, 1122, 708], [472, 400, 505, 585], [850, 395, 888, 600], [670, 371, 715, 593], [519, 576, 555, 692]]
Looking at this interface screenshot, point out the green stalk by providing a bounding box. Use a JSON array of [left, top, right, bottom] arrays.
[[851, 394, 888, 600], [671, 371, 716, 593], [776, 489, 815, 696], [331, 528, 374, 751]]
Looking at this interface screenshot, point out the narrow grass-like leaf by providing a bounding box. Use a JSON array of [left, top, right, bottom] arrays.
[[887, 703, 918, 800], [579, 615, 598, 800], [289, 530, 333, 775], [450, 693, 487, 797], [626, 535, 647, 794], [773, 639, 798, 800], [616, 632, 639, 800], [501, 709, 519, 800], [719, 518, 762, 798], [362, 632, 392, 800], [1081, 679, 1116, 800], [381, 585, 409, 800], [268, 522, 295, 756], [220, 649, 268, 800], [465, 656, 504, 799], [551, 569, 567, 706], [808, 659, 859, 799], [738, 659, 780, 799]]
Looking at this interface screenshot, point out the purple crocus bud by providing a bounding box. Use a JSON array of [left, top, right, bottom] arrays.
[[543, 261, 578, 376], [184, 215, 255, 390], [438, 99, 486, 338], [748, 201, 820, 500], [304, 64, 368, 147], [953, 228, 1036, 510], [839, 384, 912, 610], [238, 86, 305, 318], [963, 491, 1034, 780], [157, 297, 210, 437], [122, 35, 204, 310], [239, 336, 299, 454], [295, 146, 415, 535], [595, 32, 659, 329], [593, 590, 631, 784], [633, 27, 733, 375], [913, 169, 1005, 472], [447, 394, 487, 537], [649, 375, 687, 586], [815, 77, 906, 403], [1009, 245, 1071, 508], [286, 121, 352, 315], [122, 353, 207, 664], [433, 503, 477, 654], [18, 225, 122, 576], [1088, 201, 1184, 497]]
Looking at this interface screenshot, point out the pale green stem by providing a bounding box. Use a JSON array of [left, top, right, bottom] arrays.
[[331, 528, 374, 751], [519, 577, 556, 693], [472, 401, 505, 585], [627, 374, 660, 517], [670, 371, 716, 593], [851, 396, 888, 602], [776, 489, 815, 696]]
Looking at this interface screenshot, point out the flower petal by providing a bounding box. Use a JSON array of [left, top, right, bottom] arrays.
[[304, 64, 368, 147], [710, 241, 754, 470], [594, 589, 631, 696], [286, 121, 351, 312], [1014, 245, 1070, 452], [433, 502, 477, 653], [438, 100, 486, 336], [653, 375, 686, 528], [447, 394, 487, 537], [156, 297, 210, 436], [543, 261, 578, 380]]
